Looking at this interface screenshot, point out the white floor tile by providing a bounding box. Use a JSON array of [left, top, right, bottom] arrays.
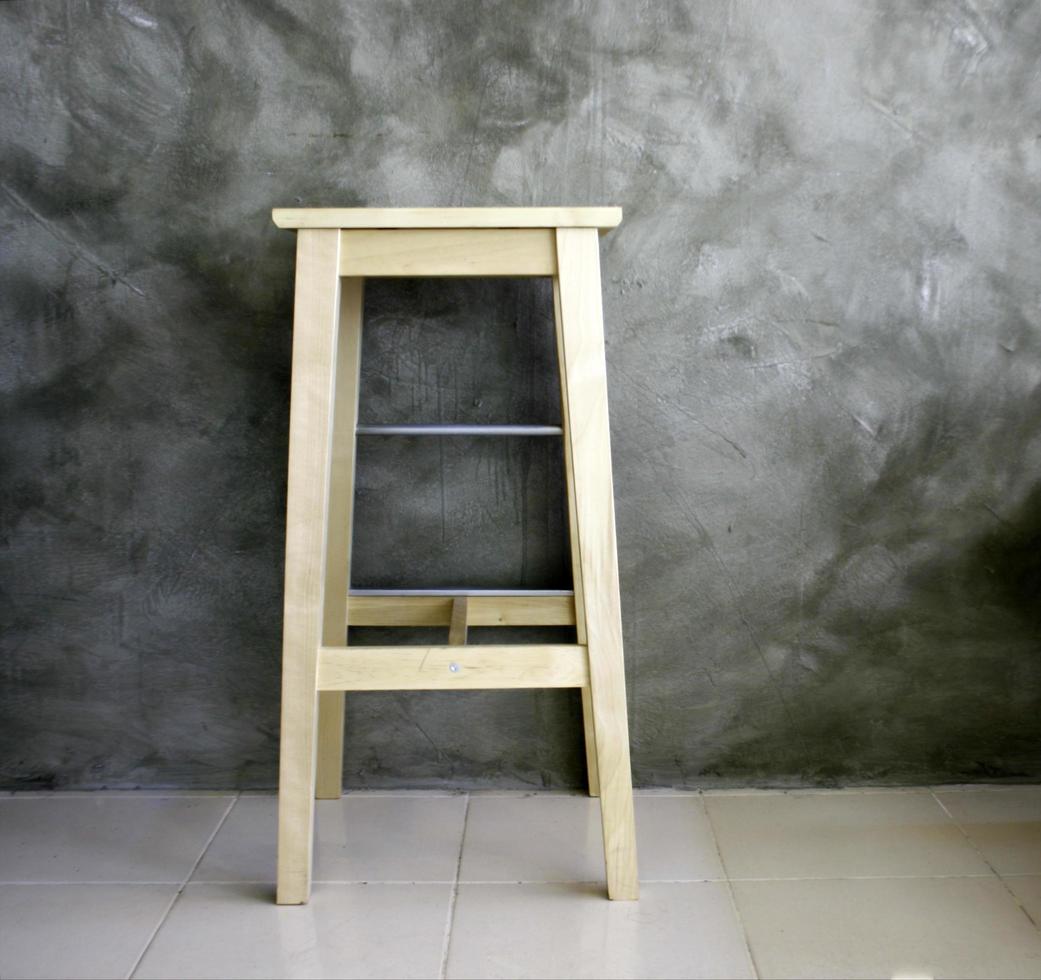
[[459, 795, 723, 883], [733, 876, 1041, 979], [0, 796, 233, 882], [706, 790, 991, 879], [0, 883, 176, 980], [446, 882, 754, 979], [134, 882, 450, 979], [4, 787, 1039, 979], [1006, 875, 1041, 925], [460, 795, 604, 882], [193, 794, 466, 882], [633, 796, 725, 880], [936, 787, 1041, 874]]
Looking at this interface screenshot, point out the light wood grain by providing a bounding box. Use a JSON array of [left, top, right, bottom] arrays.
[[579, 687, 600, 797], [345, 593, 576, 627], [273, 206, 622, 231], [556, 226, 638, 900], [316, 645, 589, 690], [274, 209, 634, 905], [276, 229, 343, 905], [339, 228, 555, 277], [314, 278, 365, 802], [554, 276, 600, 799], [448, 596, 469, 646]]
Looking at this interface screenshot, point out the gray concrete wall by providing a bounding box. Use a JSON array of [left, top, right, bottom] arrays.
[[2, 0, 1039, 790]]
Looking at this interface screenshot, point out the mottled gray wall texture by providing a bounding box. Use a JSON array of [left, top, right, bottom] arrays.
[[2, 1, 1040, 790]]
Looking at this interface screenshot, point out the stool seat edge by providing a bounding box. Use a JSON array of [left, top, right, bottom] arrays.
[[272, 206, 622, 231]]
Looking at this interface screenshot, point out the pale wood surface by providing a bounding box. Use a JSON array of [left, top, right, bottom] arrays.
[[554, 277, 600, 799], [556, 226, 639, 900], [448, 596, 469, 646], [276, 230, 343, 905], [345, 593, 576, 627], [579, 687, 601, 797], [314, 696, 344, 800], [275, 210, 635, 904], [340, 229, 555, 277], [317, 645, 589, 690], [314, 278, 365, 802], [273, 206, 622, 231]]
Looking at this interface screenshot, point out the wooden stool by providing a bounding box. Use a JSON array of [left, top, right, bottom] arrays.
[[271, 207, 638, 903]]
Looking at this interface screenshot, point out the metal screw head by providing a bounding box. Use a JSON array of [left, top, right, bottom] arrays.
[[449, 662, 460, 673]]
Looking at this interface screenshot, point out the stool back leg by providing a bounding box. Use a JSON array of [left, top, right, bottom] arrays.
[[315, 277, 365, 800], [277, 230, 345, 904], [555, 227, 639, 901]]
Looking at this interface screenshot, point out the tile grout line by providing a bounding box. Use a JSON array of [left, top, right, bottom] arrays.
[[931, 790, 1040, 932], [3, 785, 1036, 799], [0, 879, 235, 886], [438, 792, 471, 980], [447, 878, 724, 887], [722, 872, 1001, 883], [6, 784, 1021, 799], [123, 792, 240, 980], [313, 879, 457, 885], [1, 787, 239, 795], [0, 871, 1008, 886], [700, 791, 762, 980]]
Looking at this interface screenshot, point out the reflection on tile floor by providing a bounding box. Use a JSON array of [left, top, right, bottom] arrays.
[[0, 787, 1038, 979]]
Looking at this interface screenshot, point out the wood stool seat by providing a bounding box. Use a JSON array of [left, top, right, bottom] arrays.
[[274, 207, 638, 904], [273, 206, 622, 230]]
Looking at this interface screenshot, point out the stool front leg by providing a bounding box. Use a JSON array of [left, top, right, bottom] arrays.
[[555, 227, 639, 901], [277, 230, 346, 905]]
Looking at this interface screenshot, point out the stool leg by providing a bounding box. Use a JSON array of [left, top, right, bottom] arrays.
[[553, 278, 600, 799], [315, 278, 365, 800], [277, 230, 345, 905], [579, 688, 600, 797], [555, 227, 639, 901], [315, 693, 345, 799]]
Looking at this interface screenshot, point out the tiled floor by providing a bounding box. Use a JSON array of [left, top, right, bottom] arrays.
[[1, 788, 1039, 979]]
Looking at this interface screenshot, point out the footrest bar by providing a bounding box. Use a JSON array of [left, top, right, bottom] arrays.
[[317, 644, 589, 690], [347, 591, 576, 627]]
